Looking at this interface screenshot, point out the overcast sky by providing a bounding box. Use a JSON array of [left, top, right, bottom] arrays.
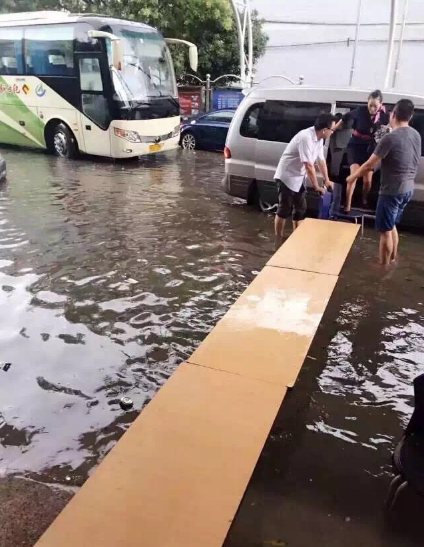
[[250, 0, 424, 94], [251, 0, 424, 23]]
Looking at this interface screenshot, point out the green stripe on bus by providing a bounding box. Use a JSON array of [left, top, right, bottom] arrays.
[[0, 119, 43, 148], [0, 76, 46, 145]]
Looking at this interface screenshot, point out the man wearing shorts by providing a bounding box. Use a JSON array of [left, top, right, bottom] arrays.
[[274, 113, 336, 243], [347, 99, 421, 266]]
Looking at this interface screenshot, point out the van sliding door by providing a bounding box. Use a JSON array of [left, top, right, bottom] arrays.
[[256, 101, 332, 204]]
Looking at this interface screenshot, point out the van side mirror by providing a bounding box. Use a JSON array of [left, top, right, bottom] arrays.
[[87, 30, 123, 71]]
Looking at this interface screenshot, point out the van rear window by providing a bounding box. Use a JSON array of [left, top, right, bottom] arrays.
[[258, 101, 332, 143], [240, 103, 263, 139]]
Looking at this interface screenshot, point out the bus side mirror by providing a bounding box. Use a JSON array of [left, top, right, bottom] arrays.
[[188, 45, 198, 73], [165, 38, 198, 72], [87, 30, 123, 71], [112, 40, 123, 71]]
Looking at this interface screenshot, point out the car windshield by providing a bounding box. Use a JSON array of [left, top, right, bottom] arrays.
[[109, 27, 177, 101]]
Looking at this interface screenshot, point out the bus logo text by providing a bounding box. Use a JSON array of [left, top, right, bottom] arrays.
[[0, 84, 21, 95]]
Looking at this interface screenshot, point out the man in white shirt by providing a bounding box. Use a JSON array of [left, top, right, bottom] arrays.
[[274, 113, 337, 242]]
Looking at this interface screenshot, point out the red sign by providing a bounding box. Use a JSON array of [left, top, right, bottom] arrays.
[[179, 89, 203, 116]]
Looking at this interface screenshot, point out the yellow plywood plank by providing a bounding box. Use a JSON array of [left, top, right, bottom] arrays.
[[36, 363, 286, 547], [189, 266, 337, 388], [267, 218, 359, 276]]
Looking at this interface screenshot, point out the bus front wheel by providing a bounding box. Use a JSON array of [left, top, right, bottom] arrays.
[[49, 123, 78, 159]]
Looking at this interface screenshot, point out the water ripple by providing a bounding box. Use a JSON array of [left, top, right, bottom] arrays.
[[0, 149, 273, 483]]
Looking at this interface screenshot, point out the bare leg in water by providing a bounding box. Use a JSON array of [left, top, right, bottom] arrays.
[[362, 170, 373, 207], [274, 216, 303, 249], [391, 225, 399, 262], [274, 215, 286, 249], [379, 227, 399, 266], [345, 163, 360, 212]]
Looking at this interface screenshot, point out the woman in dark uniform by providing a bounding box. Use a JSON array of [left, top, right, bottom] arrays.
[[341, 90, 390, 212]]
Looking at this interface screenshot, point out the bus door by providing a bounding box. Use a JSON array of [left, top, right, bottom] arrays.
[[76, 53, 111, 156]]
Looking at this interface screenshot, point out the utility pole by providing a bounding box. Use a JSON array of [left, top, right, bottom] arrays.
[[384, 0, 399, 89], [349, 0, 363, 86], [229, 0, 254, 88], [392, 0, 409, 88]]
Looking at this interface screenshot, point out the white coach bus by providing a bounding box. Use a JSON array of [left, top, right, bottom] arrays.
[[0, 11, 198, 158]]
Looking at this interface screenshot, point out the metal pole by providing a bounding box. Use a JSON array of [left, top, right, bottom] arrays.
[[247, 1, 254, 86], [384, 0, 399, 89], [206, 74, 211, 111], [349, 0, 363, 86], [392, 0, 409, 88], [230, 0, 246, 86]]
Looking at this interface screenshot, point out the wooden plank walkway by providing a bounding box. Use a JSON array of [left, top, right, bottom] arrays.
[[189, 266, 337, 388], [36, 363, 285, 547], [36, 219, 359, 547], [267, 218, 359, 276]]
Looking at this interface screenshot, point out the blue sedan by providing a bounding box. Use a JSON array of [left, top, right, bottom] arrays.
[[180, 110, 235, 151]]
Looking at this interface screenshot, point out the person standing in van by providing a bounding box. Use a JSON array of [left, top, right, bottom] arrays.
[[340, 90, 390, 212], [274, 113, 337, 243], [346, 99, 421, 266]]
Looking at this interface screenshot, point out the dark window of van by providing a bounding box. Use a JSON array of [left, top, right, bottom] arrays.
[[411, 109, 424, 156], [240, 103, 263, 138], [258, 101, 332, 143]]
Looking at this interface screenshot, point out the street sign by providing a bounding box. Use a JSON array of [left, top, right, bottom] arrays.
[[212, 89, 244, 111]]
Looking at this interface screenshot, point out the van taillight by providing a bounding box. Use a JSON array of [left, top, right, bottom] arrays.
[[224, 146, 231, 159]]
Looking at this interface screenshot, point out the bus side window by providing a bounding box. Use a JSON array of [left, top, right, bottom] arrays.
[[25, 25, 74, 76], [411, 109, 424, 156], [80, 58, 103, 92], [0, 29, 23, 75]]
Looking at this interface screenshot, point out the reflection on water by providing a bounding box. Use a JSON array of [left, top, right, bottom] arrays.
[[0, 149, 273, 482], [234, 289, 324, 336], [318, 258, 424, 449], [225, 230, 424, 547], [1, 145, 424, 547]]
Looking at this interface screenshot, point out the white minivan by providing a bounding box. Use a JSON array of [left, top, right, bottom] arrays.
[[223, 87, 424, 228]]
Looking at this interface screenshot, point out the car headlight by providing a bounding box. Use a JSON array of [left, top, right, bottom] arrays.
[[114, 128, 142, 143]]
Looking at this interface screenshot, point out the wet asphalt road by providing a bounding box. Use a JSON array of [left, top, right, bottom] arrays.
[[0, 147, 423, 546]]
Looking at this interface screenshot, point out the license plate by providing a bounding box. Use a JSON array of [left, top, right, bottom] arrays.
[[149, 143, 163, 153]]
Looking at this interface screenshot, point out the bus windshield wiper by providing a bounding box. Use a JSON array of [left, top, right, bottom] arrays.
[[120, 62, 179, 114], [125, 64, 179, 109], [125, 62, 165, 98]]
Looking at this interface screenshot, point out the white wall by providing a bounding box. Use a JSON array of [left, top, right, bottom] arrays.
[[251, 0, 424, 95]]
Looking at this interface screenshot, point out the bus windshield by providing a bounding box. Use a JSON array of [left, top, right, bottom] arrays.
[[110, 27, 177, 101]]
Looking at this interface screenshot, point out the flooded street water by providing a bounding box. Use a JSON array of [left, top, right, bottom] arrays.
[[0, 147, 423, 546], [0, 148, 273, 484], [225, 225, 424, 546]]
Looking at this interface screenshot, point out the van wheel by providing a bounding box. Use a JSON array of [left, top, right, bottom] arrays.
[[181, 132, 197, 151], [49, 123, 78, 158], [259, 197, 278, 213]]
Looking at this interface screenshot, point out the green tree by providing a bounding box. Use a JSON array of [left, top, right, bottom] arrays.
[[0, 0, 268, 80]]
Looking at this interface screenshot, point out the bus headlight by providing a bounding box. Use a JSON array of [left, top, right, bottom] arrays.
[[114, 128, 142, 143], [172, 125, 180, 137]]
